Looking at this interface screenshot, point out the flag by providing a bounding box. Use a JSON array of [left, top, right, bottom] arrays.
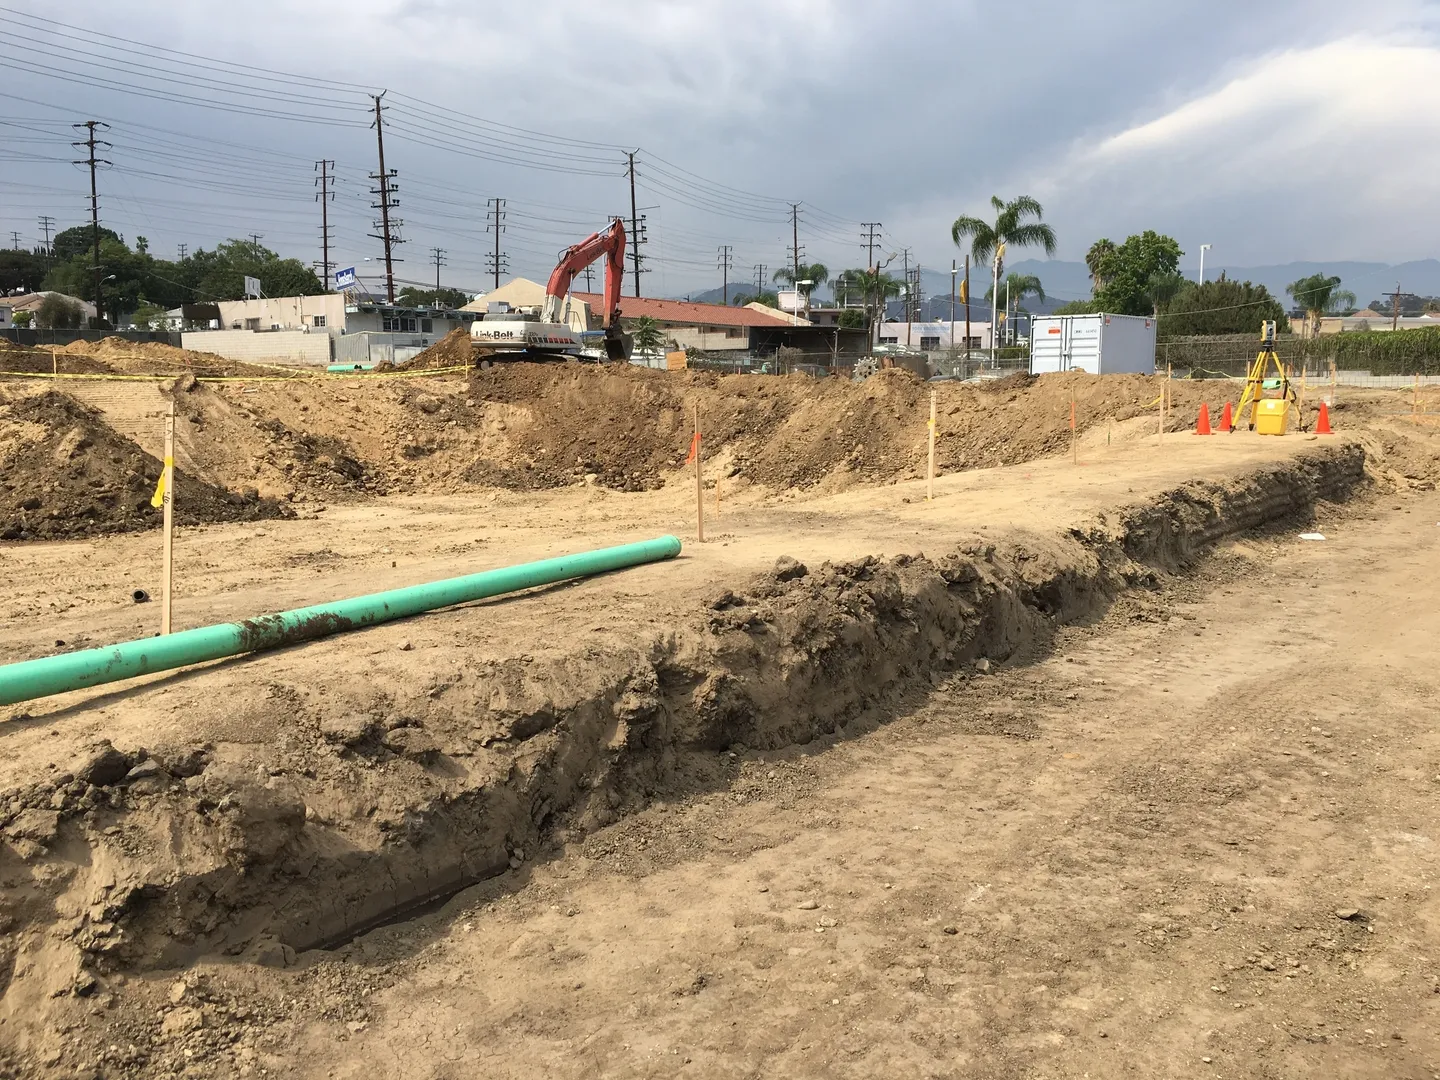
[[684, 431, 700, 465], [150, 456, 173, 509]]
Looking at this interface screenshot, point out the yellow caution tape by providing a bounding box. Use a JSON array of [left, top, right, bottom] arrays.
[[150, 456, 172, 508]]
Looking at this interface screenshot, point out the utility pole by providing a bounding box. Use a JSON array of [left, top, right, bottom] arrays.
[[1388, 282, 1402, 332], [964, 255, 971, 360], [314, 159, 335, 290], [37, 215, 54, 255], [581, 266, 594, 293], [71, 120, 110, 328], [485, 198, 508, 290], [8, 232, 19, 251], [900, 248, 912, 346], [176, 243, 188, 261], [369, 91, 403, 304], [862, 222, 881, 270], [430, 247, 447, 293], [789, 203, 802, 285], [717, 245, 733, 305], [248, 233, 264, 248], [753, 264, 767, 299], [626, 152, 644, 297]]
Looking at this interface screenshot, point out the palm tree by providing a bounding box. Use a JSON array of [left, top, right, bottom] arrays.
[[952, 196, 1057, 358], [629, 315, 665, 352], [773, 262, 829, 314], [731, 290, 780, 309], [1146, 271, 1187, 316], [838, 267, 902, 326], [1286, 274, 1357, 337], [984, 272, 1046, 308], [1085, 238, 1116, 295]]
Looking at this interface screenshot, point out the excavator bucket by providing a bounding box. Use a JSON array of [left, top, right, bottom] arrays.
[[603, 326, 633, 362]]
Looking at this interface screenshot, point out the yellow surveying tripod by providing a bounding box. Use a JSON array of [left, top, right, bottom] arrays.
[[1233, 321, 1300, 434]]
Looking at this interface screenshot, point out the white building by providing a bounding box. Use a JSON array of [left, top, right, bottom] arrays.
[[0, 303, 11, 330], [875, 320, 994, 351]]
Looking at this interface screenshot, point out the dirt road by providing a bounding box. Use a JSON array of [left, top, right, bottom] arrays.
[[251, 490, 1439, 1079]]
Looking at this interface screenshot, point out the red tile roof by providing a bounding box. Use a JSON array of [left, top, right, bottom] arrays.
[[571, 292, 794, 328]]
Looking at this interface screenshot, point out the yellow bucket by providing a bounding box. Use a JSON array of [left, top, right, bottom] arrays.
[[1255, 398, 1289, 436]]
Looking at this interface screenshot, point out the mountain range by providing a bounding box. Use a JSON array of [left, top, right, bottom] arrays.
[[672, 260, 1440, 313]]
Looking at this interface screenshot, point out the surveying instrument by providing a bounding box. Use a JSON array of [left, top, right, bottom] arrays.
[[1233, 321, 1300, 435]]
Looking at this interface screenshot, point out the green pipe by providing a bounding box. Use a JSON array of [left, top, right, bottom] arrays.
[[0, 535, 682, 707]]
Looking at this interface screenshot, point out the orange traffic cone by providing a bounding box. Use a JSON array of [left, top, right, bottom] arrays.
[[1315, 401, 1333, 434], [1195, 401, 1213, 435], [1218, 401, 1233, 433]]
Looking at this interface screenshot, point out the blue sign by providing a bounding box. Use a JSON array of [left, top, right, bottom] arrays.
[[334, 266, 357, 289]]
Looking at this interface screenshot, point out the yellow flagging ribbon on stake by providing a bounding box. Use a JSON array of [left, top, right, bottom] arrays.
[[150, 456, 172, 509]]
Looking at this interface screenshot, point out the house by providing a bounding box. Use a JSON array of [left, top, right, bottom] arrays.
[[181, 294, 476, 367], [4, 291, 98, 323], [570, 293, 800, 352], [0, 303, 11, 330], [875, 321, 993, 351]]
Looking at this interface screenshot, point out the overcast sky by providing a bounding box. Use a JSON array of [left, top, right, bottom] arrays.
[[2, 0, 1437, 300]]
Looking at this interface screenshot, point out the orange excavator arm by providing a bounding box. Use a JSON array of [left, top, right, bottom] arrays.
[[543, 218, 627, 330]]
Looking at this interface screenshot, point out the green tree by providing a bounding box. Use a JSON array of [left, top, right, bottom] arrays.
[[951, 195, 1057, 351], [834, 267, 901, 318], [1286, 273, 1356, 337], [0, 249, 51, 294], [1158, 276, 1288, 337], [837, 308, 868, 329], [1146, 270, 1187, 316], [35, 294, 85, 328], [1052, 299, 1102, 315], [11, 310, 32, 328], [629, 315, 665, 351], [397, 286, 471, 309], [186, 239, 322, 301], [1089, 231, 1184, 316], [52, 224, 121, 262], [130, 299, 169, 330], [773, 262, 830, 289], [731, 290, 780, 309]]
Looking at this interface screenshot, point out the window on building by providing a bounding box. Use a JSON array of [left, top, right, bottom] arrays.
[[244, 318, 260, 331], [420, 319, 433, 333], [312, 315, 326, 328], [879, 336, 898, 345], [725, 327, 746, 339], [920, 336, 941, 350]]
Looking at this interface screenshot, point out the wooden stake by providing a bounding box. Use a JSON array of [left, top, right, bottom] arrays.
[[693, 402, 705, 542], [160, 402, 176, 636], [1070, 398, 1077, 464], [51, 347, 57, 377], [926, 390, 936, 501], [1157, 372, 1165, 443]]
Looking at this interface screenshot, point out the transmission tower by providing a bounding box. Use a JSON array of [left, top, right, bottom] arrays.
[[37, 215, 54, 254], [717, 245, 733, 305], [430, 246, 447, 293]]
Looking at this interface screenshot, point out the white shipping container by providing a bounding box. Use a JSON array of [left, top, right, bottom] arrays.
[[1029, 313, 1156, 375]]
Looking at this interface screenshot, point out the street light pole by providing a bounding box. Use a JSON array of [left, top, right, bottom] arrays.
[[1199, 243, 1212, 284], [950, 260, 957, 358]]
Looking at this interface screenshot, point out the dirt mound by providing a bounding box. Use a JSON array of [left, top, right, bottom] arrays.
[[0, 390, 293, 540], [401, 327, 475, 370], [56, 336, 301, 378], [457, 363, 1230, 493]]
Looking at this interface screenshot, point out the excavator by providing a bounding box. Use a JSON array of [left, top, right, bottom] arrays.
[[470, 218, 632, 362]]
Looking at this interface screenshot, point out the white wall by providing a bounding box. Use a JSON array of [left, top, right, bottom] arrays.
[[0, 305, 11, 329], [181, 330, 333, 367], [874, 322, 994, 349], [216, 295, 347, 332]]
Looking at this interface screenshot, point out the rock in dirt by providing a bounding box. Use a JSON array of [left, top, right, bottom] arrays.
[[382, 726, 441, 760], [796, 899, 820, 911], [244, 935, 296, 969], [320, 714, 376, 747], [773, 556, 808, 581], [4, 807, 60, 846], [974, 658, 993, 674], [1335, 908, 1362, 921], [74, 742, 132, 787]]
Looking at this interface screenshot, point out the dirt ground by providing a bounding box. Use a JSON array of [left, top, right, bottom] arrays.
[[267, 487, 1440, 1080], [1, 361, 1440, 1078]]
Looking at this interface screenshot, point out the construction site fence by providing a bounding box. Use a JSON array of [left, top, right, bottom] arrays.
[[1159, 329, 1440, 377], [1, 328, 185, 349]]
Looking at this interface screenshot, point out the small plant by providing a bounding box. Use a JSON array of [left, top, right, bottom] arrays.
[[630, 316, 665, 351]]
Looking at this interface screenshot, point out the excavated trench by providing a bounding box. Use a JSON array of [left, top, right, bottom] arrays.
[[0, 445, 1365, 986]]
